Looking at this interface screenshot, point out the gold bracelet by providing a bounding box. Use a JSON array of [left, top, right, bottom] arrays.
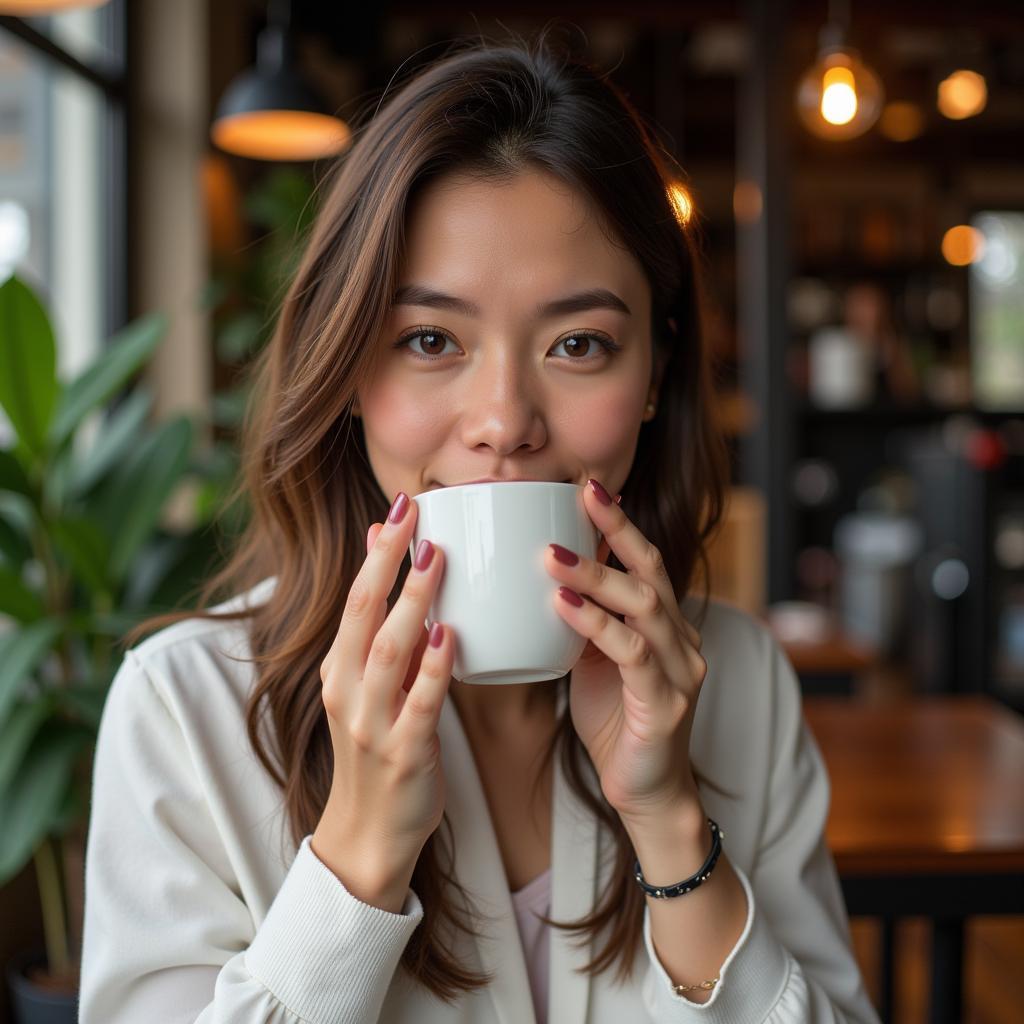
[[673, 976, 719, 995]]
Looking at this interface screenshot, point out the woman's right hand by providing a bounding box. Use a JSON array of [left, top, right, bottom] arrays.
[[311, 491, 454, 910]]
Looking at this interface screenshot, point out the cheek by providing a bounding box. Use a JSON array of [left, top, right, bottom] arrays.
[[557, 388, 641, 464], [360, 376, 446, 464]]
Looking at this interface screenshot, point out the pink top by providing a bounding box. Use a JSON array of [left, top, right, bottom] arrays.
[[510, 868, 552, 1024]]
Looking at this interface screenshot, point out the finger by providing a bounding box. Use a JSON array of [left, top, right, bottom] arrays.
[[394, 621, 455, 744], [363, 536, 447, 730], [331, 492, 417, 698], [554, 586, 700, 709], [546, 543, 672, 631], [400, 624, 430, 695], [585, 478, 678, 610], [366, 522, 384, 554], [679, 614, 703, 653]]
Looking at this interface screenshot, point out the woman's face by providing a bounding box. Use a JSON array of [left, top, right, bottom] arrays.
[[356, 167, 663, 502]]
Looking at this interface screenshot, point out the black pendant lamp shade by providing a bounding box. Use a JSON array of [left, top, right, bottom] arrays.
[[212, 3, 350, 161]]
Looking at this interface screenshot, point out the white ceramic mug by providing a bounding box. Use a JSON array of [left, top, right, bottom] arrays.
[[409, 481, 600, 684]]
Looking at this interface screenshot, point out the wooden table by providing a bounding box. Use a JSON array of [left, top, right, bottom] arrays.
[[781, 632, 877, 695], [803, 696, 1024, 1024]]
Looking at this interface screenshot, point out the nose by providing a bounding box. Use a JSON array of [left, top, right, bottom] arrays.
[[458, 351, 547, 456]]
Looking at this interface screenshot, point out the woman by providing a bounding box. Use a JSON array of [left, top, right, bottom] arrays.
[[79, 32, 879, 1024]]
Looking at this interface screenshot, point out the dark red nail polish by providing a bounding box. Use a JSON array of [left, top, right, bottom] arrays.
[[588, 479, 612, 505], [414, 538, 434, 571], [429, 622, 444, 647], [388, 492, 409, 523], [558, 586, 584, 607], [550, 543, 579, 566]]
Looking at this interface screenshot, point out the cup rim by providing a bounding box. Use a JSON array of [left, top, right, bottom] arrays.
[[419, 480, 579, 498]]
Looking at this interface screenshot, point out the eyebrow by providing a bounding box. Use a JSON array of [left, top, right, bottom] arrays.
[[391, 284, 632, 318]]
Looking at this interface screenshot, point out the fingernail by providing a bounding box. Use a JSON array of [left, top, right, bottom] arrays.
[[429, 622, 444, 648], [549, 543, 579, 567], [588, 479, 612, 505], [414, 538, 435, 571], [388, 492, 409, 524], [558, 586, 584, 608]]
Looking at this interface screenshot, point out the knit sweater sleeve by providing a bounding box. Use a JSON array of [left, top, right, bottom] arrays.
[[79, 649, 422, 1024]]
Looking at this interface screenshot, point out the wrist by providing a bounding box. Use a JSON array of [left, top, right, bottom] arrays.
[[311, 823, 420, 914], [622, 803, 711, 889]]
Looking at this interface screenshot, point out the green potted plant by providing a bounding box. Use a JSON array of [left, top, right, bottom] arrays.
[[0, 274, 222, 1021]]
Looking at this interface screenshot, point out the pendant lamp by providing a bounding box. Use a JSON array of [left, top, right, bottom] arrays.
[[796, 0, 884, 141], [211, 0, 350, 162], [0, 1, 109, 10]]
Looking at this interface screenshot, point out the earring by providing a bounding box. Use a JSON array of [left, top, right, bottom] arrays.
[[644, 401, 656, 420]]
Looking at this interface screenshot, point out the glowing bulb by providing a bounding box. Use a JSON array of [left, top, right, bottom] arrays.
[[796, 47, 883, 140], [0, 0, 109, 9], [211, 110, 350, 162], [937, 70, 987, 120], [821, 66, 858, 125], [667, 183, 694, 225], [941, 225, 985, 267]]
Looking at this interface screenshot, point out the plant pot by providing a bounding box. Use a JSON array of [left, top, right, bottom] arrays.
[[5, 948, 78, 1024]]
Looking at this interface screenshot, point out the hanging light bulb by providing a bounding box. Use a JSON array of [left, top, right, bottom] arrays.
[[211, 0, 350, 162], [0, 1, 109, 10], [937, 69, 988, 120], [796, 0, 884, 140]]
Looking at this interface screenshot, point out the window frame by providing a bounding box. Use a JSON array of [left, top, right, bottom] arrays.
[[0, 1, 128, 337]]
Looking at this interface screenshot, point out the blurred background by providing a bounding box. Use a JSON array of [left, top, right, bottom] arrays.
[[0, 2, 1022, 1023]]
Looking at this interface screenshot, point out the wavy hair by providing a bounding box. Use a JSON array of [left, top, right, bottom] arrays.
[[128, 28, 730, 1002]]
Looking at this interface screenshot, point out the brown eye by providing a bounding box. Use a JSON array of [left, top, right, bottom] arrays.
[[395, 328, 458, 360], [552, 331, 620, 361], [561, 334, 592, 357]]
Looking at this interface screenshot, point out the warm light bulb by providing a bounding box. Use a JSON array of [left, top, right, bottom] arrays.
[[821, 66, 858, 125], [797, 47, 884, 141], [667, 183, 693, 225], [211, 110, 350, 162], [941, 225, 985, 266], [0, 0, 109, 9], [937, 70, 987, 120]]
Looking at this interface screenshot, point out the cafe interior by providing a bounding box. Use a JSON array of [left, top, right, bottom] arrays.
[[0, 1, 1022, 1022]]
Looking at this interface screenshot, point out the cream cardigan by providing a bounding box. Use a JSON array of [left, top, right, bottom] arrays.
[[79, 577, 880, 1023]]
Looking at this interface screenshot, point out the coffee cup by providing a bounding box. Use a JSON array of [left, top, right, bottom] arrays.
[[409, 481, 600, 684]]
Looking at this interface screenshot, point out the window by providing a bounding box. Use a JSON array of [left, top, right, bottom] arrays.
[[0, 2, 126, 443]]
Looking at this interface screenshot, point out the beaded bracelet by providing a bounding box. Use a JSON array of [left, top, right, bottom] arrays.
[[632, 817, 724, 899]]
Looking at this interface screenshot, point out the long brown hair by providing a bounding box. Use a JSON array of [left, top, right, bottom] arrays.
[[128, 28, 730, 1002]]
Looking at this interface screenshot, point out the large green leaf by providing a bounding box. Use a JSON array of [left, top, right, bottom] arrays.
[[67, 388, 153, 497], [0, 723, 91, 887], [48, 312, 166, 450], [89, 416, 193, 583], [0, 564, 44, 622], [0, 695, 53, 793], [49, 516, 111, 594], [0, 618, 62, 724], [0, 449, 33, 499], [0, 276, 59, 455]]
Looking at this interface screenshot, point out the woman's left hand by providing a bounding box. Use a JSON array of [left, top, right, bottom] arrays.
[[545, 478, 707, 827]]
